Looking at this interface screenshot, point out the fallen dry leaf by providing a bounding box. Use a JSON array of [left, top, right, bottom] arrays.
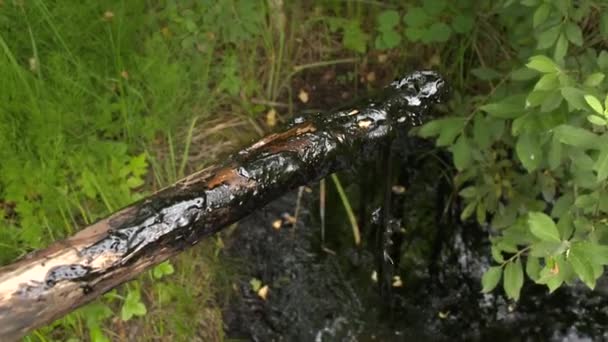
[[298, 89, 309, 103], [392, 185, 406, 194], [366, 71, 376, 83], [29, 57, 37, 72], [103, 11, 114, 21], [272, 219, 282, 230], [257, 285, 269, 300], [266, 108, 277, 127]]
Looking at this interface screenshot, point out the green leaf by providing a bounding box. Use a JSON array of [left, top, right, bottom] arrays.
[[476, 201, 487, 224], [548, 135, 562, 170], [540, 90, 563, 112], [565, 22, 583, 46], [491, 205, 517, 229], [404, 27, 424, 41], [527, 55, 558, 73], [481, 266, 502, 293], [152, 261, 175, 279], [473, 114, 492, 148], [529, 241, 567, 257], [587, 115, 607, 126], [460, 201, 476, 221], [578, 242, 608, 265], [515, 133, 541, 172], [536, 263, 563, 292], [459, 186, 477, 198], [601, 12, 608, 40], [554, 0, 569, 15], [556, 212, 574, 241], [553, 125, 599, 149], [126, 176, 144, 189], [418, 118, 466, 145], [585, 95, 604, 115], [595, 146, 608, 182], [471, 67, 501, 81], [598, 50, 608, 70], [534, 73, 559, 91], [403, 7, 429, 28], [425, 22, 451, 42], [503, 259, 524, 300], [376, 30, 402, 49], [528, 212, 561, 242], [521, 0, 539, 7], [492, 246, 505, 263], [561, 87, 588, 110], [553, 34, 568, 63], [480, 95, 526, 118], [568, 248, 596, 289], [128, 153, 148, 177], [423, 0, 447, 16], [90, 326, 110, 342], [452, 135, 471, 171], [537, 25, 561, 49], [377, 10, 400, 29], [575, 193, 597, 209], [121, 290, 147, 321], [570, 149, 595, 171], [533, 4, 551, 28], [584, 73, 605, 87], [417, 120, 443, 138], [551, 193, 573, 218], [526, 256, 541, 281], [511, 67, 538, 81], [496, 238, 519, 253], [250, 277, 262, 291], [342, 20, 369, 53], [436, 118, 466, 146], [526, 90, 548, 108], [451, 14, 474, 34]]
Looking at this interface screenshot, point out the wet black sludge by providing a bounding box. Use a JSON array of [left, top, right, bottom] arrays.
[[222, 125, 608, 342]]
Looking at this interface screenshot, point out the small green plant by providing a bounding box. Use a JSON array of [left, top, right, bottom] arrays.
[[1, 0, 267, 340], [418, 0, 608, 300], [328, 1, 475, 53], [402, 0, 474, 43]]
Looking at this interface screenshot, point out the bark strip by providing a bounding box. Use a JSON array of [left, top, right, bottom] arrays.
[[0, 71, 447, 341]]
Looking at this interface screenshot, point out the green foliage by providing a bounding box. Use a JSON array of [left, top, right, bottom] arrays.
[[7, 0, 608, 338], [327, 0, 476, 53], [1, 0, 268, 339], [417, 0, 608, 301], [328, 17, 370, 53], [481, 266, 502, 292], [121, 288, 147, 321], [153, 261, 176, 280], [403, 0, 474, 43]]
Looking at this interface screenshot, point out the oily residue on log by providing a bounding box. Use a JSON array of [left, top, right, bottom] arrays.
[[0, 71, 447, 341]]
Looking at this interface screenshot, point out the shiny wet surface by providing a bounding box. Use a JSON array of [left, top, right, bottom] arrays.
[[222, 138, 608, 342]]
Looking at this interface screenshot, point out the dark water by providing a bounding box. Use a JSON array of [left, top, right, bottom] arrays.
[[222, 138, 608, 342]]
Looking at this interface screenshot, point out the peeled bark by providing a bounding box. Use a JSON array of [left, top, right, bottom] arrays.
[[0, 71, 447, 341]]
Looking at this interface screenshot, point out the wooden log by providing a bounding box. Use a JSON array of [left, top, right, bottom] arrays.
[[0, 71, 447, 341]]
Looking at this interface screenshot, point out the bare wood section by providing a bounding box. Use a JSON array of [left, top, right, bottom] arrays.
[[0, 71, 447, 341]]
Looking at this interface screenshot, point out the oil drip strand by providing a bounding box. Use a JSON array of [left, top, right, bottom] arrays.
[[0, 70, 448, 341]]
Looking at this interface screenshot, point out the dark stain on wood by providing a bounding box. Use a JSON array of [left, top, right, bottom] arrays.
[[0, 71, 448, 341]]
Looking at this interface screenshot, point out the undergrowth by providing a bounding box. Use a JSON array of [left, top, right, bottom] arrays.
[[4, 0, 608, 340]]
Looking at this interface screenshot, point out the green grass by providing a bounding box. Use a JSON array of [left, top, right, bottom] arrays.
[[0, 0, 498, 340]]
